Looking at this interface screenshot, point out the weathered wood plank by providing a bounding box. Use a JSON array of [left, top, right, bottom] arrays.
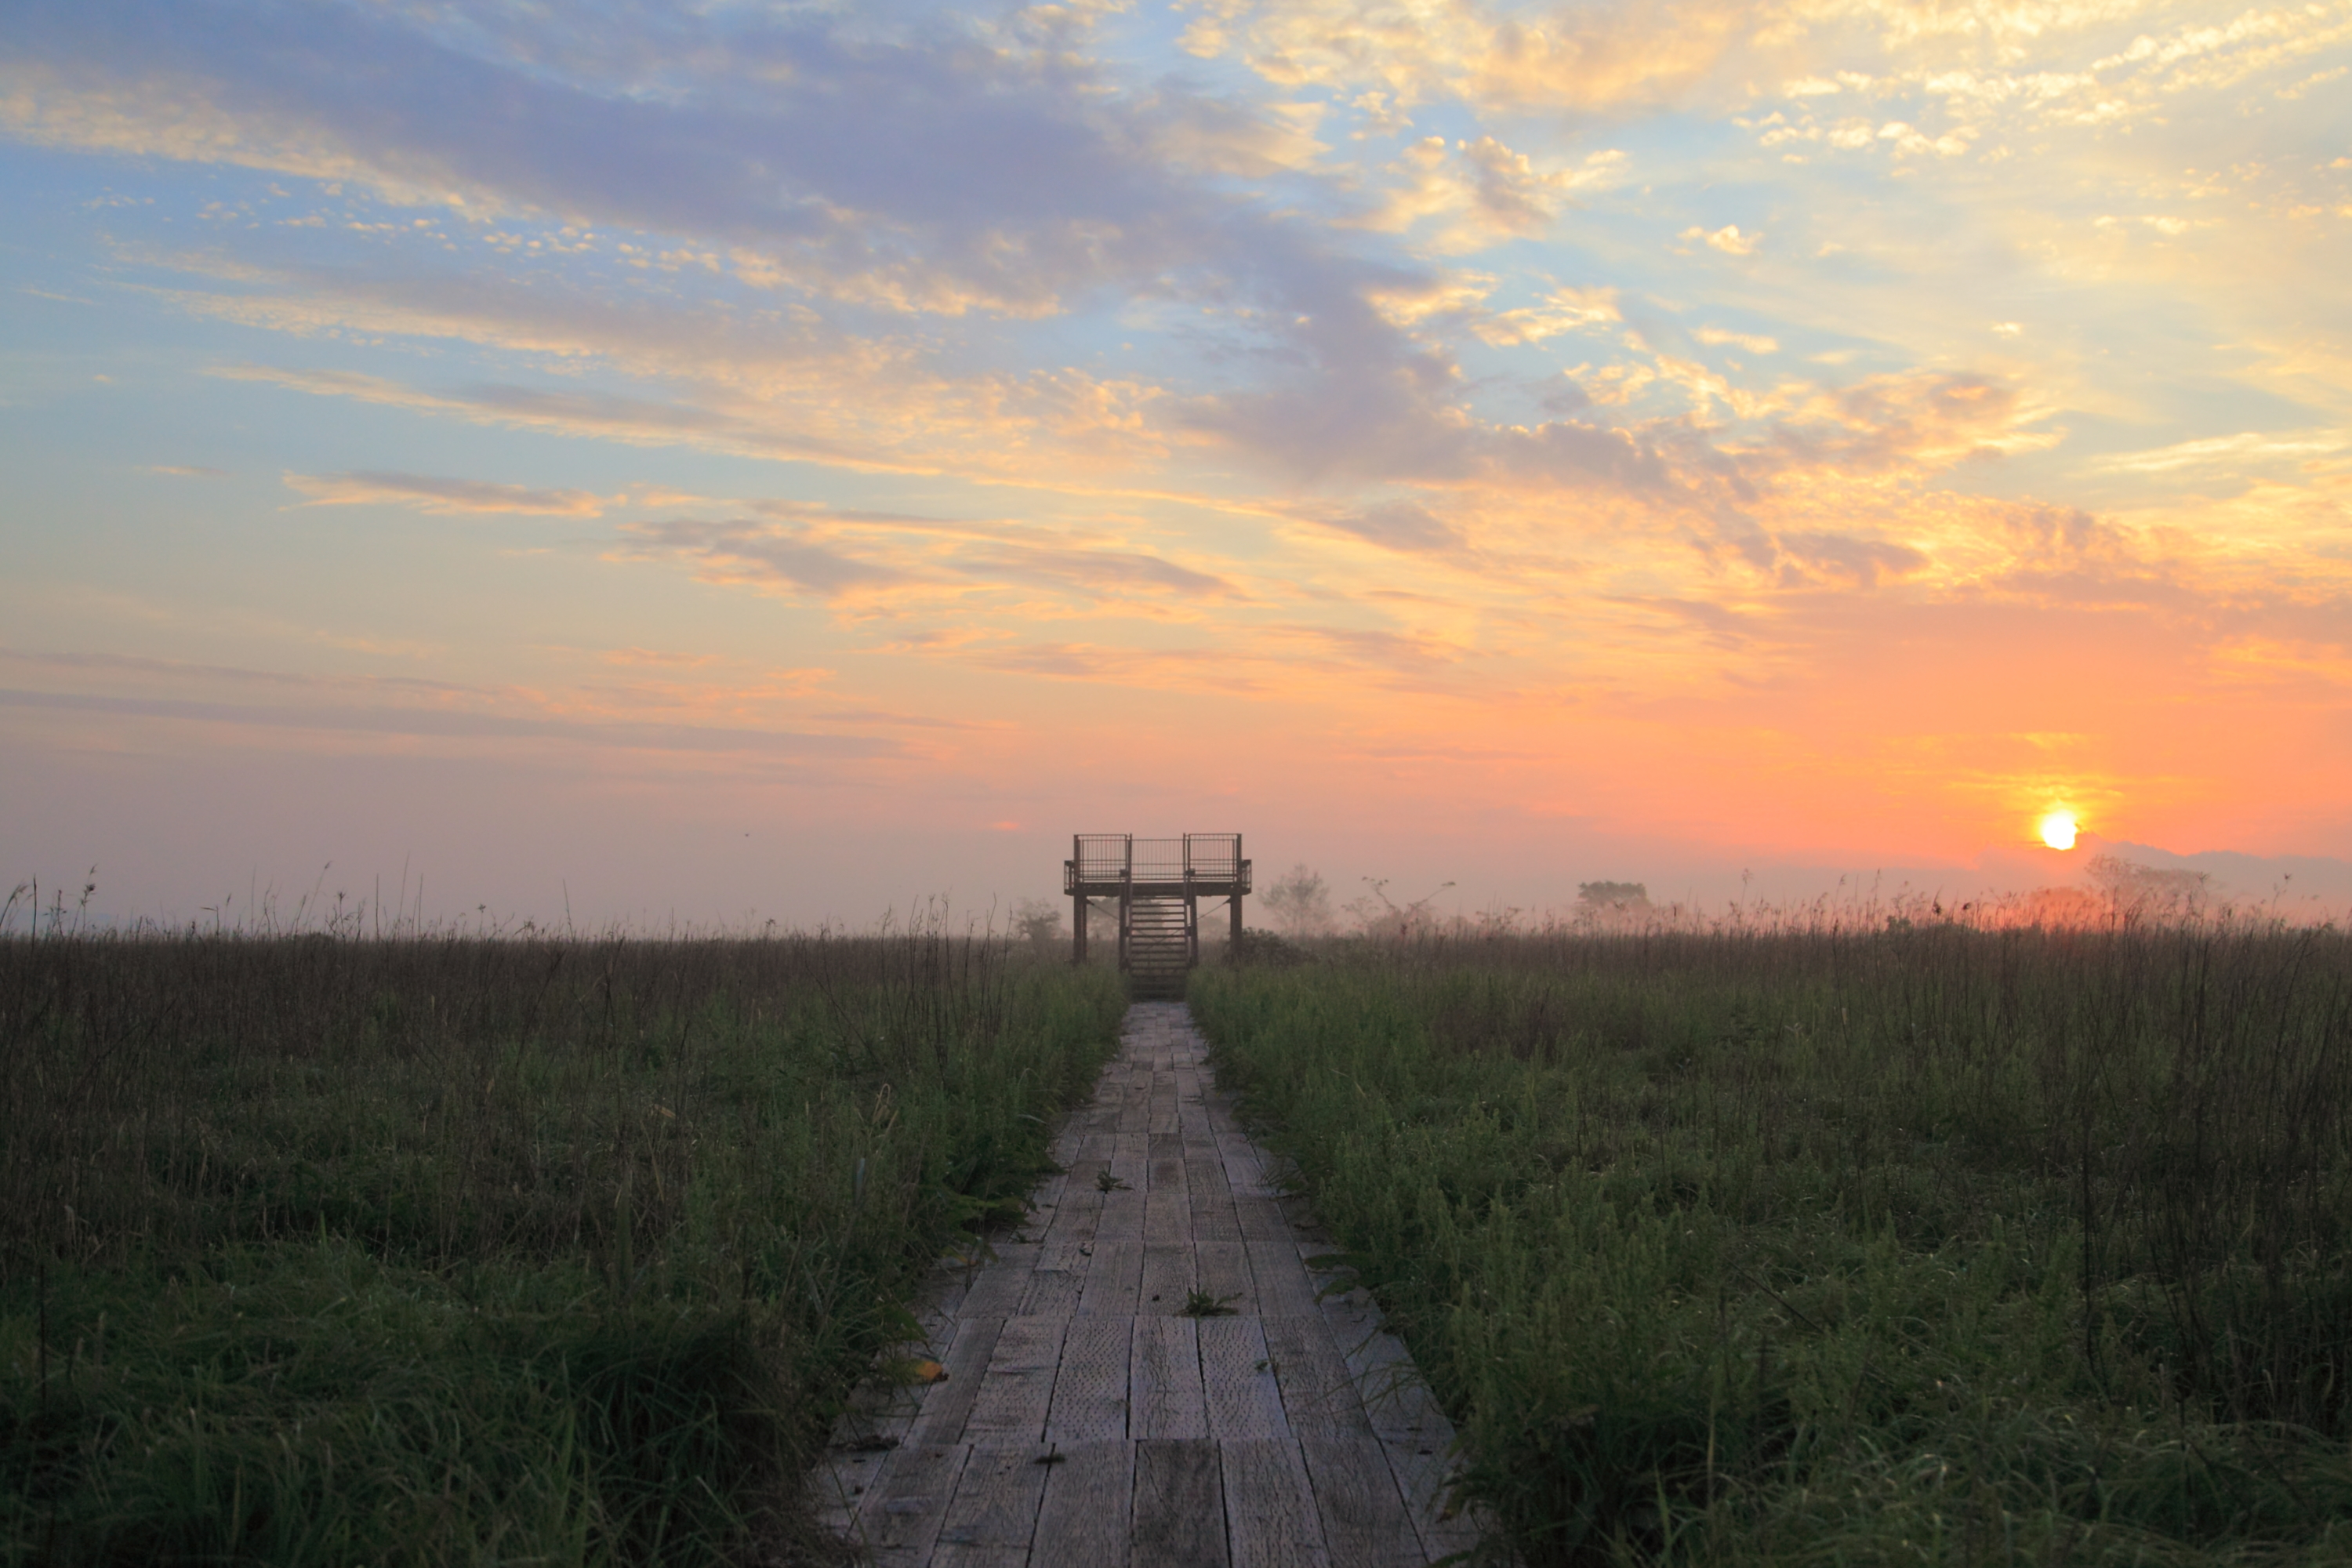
[[1018, 1266, 1086, 1318], [907, 1314, 1008, 1446], [1193, 1240, 1254, 1317], [1199, 1315, 1284, 1441], [1184, 1156, 1240, 1241], [1140, 1244, 1195, 1314], [933, 1445, 1051, 1562], [1144, 1160, 1191, 1247], [1095, 1155, 1150, 1240], [1130, 1315, 1207, 1440], [962, 1315, 1066, 1448], [1299, 1432, 1423, 1566], [1133, 1438, 1229, 1568], [957, 1242, 1044, 1319], [1032, 1439, 1137, 1568], [1241, 1233, 1323, 1318], [859, 1439, 971, 1563], [1232, 1194, 1290, 1242], [1377, 1436, 1479, 1564], [1220, 1436, 1329, 1568], [1075, 1236, 1144, 1317], [1261, 1316, 1372, 1437], [1047, 1315, 1134, 1443]]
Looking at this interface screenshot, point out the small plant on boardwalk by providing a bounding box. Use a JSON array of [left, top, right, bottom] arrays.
[[1178, 1288, 1240, 1317], [1094, 1169, 1131, 1192]]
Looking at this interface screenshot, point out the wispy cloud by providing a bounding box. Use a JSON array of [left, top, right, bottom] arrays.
[[284, 470, 608, 516]]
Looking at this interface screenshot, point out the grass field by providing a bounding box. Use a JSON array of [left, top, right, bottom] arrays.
[[1192, 922, 2352, 1566], [0, 926, 1126, 1564]]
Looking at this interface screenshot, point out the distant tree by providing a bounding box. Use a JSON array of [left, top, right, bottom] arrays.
[[1343, 877, 1454, 939], [2085, 855, 2209, 922], [1011, 897, 1065, 953], [1261, 863, 1336, 938], [1577, 880, 1651, 909]]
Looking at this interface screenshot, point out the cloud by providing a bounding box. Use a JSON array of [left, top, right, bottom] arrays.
[[143, 463, 228, 477], [1472, 285, 1622, 346], [0, 0, 1353, 321], [2089, 430, 2350, 475], [1358, 134, 1592, 252], [1314, 499, 1465, 553], [620, 517, 907, 599], [283, 470, 608, 517], [1681, 224, 1761, 256], [1694, 326, 1780, 354], [616, 510, 1231, 608], [0, 687, 900, 759], [1773, 530, 1932, 587]]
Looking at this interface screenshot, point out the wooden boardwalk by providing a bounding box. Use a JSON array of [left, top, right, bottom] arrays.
[[815, 1000, 1476, 1567]]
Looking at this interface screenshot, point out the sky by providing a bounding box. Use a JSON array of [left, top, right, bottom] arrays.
[[4, 0, 2350, 929]]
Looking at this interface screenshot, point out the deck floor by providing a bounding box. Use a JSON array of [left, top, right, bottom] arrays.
[[815, 1000, 1477, 1567]]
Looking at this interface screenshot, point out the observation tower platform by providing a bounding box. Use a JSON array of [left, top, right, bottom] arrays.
[[1065, 834, 1250, 998]]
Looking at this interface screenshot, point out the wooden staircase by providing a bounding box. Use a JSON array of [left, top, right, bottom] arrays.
[[1124, 897, 1192, 999]]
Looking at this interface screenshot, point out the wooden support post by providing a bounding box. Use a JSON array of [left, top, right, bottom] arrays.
[[1073, 894, 1087, 965], [1231, 833, 1245, 945]]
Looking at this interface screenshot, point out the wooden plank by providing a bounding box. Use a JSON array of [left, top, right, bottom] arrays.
[[1116, 1072, 1151, 1131], [1194, 1241, 1254, 1316], [1032, 1439, 1137, 1568], [1095, 1156, 1150, 1241], [1047, 1316, 1134, 1443], [1130, 1316, 1207, 1440], [963, 1315, 1065, 1447], [1334, 1323, 1446, 1446], [859, 1439, 971, 1562], [1133, 1438, 1229, 1568], [1198, 1315, 1285, 1440], [908, 1315, 1007, 1446], [933, 1445, 1050, 1562], [1143, 1158, 1191, 1246], [1184, 1157, 1240, 1241], [1139, 1244, 1194, 1314], [1037, 1177, 1105, 1272], [1262, 1316, 1371, 1437], [1220, 1436, 1329, 1568], [1299, 1432, 1423, 1566], [1243, 1232, 1323, 1318], [1019, 1267, 1087, 1317], [1378, 1436, 1479, 1564], [1232, 1194, 1290, 1242], [958, 1242, 1043, 1319], [1075, 1237, 1144, 1317]]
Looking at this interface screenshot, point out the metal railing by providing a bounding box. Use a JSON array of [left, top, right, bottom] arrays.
[[1066, 833, 1247, 887]]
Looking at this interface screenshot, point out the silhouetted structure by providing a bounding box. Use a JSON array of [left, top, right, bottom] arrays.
[[1065, 834, 1250, 996]]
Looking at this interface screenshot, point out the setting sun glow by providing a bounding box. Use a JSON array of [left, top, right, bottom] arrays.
[[2041, 812, 2080, 852]]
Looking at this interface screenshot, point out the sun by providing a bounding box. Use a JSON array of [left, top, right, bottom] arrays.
[[2039, 810, 2078, 851]]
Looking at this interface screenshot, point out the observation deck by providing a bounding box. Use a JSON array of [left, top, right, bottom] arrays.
[[1064, 834, 1250, 996]]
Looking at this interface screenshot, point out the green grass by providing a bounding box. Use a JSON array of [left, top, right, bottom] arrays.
[[1, 929, 1127, 1564], [1193, 923, 2352, 1566]]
